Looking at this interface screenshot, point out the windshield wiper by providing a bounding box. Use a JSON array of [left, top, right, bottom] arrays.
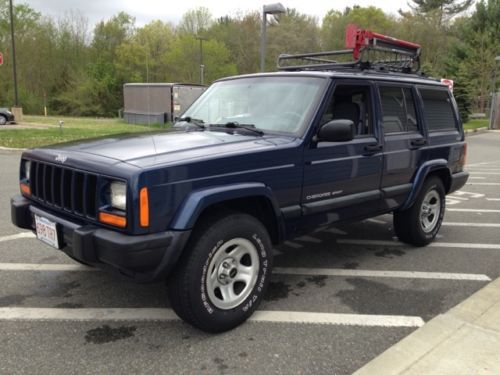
[[177, 116, 206, 129], [209, 122, 264, 136]]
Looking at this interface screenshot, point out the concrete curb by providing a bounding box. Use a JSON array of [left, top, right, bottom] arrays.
[[354, 277, 500, 374], [0, 146, 27, 152], [465, 127, 489, 136]]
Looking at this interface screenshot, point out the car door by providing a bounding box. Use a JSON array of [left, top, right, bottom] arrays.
[[301, 80, 384, 228], [376, 83, 426, 210]]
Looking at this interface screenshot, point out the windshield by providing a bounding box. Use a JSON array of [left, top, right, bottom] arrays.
[[176, 76, 326, 135]]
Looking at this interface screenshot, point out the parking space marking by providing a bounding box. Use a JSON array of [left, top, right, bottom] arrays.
[[0, 263, 97, 272], [365, 218, 387, 225], [0, 307, 425, 327], [447, 208, 500, 213], [442, 222, 500, 228], [469, 172, 500, 175], [0, 232, 35, 243], [469, 177, 486, 179], [274, 267, 491, 281], [486, 198, 500, 202], [337, 239, 500, 250], [1, 263, 489, 282], [326, 228, 348, 235], [466, 182, 500, 186], [283, 241, 303, 249], [296, 235, 322, 243]]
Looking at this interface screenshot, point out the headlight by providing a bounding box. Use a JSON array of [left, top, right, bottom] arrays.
[[23, 160, 31, 181], [107, 181, 127, 211]]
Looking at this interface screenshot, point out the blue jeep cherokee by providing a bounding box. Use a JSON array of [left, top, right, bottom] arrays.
[[11, 29, 468, 332]]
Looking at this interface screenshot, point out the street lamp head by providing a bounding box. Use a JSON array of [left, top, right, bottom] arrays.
[[263, 3, 286, 15]]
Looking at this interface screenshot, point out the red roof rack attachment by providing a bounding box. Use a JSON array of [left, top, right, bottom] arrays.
[[278, 24, 421, 74]]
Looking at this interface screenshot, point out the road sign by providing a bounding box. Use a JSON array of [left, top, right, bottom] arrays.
[[0, 52, 3, 66]]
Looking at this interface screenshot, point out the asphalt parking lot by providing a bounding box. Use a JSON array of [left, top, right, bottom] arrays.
[[0, 132, 499, 374]]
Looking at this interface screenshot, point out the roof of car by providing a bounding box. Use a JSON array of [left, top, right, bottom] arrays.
[[217, 70, 445, 88]]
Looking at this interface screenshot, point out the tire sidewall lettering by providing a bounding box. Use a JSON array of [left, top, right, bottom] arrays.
[[200, 233, 269, 315]]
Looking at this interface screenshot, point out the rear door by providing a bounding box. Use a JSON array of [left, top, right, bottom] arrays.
[[301, 80, 384, 227], [377, 83, 426, 210]]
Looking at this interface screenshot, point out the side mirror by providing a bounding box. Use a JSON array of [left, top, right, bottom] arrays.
[[317, 119, 355, 142]]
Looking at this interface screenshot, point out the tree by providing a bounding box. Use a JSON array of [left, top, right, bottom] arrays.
[[321, 6, 396, 51], [408, 0, 473, 24], [177, 7, 213, 35], [165, 35, 237, 84], [266, 8, 321, 70]]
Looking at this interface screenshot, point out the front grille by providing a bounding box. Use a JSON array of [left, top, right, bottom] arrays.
[[30, 161, 98, 219]]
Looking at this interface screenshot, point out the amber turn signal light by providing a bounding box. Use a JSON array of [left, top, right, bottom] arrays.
[[139, 187, 149, 227], [99, 212, 126, 228], [20, 183, 31, 195]]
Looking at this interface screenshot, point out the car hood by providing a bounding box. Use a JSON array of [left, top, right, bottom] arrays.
[[40, 130, 297, 168]]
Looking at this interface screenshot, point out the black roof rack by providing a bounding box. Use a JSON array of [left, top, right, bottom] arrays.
[[278, 25, 422, 74]]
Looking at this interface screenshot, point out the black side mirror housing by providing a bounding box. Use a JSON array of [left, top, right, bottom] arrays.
[[317, 119, 355, 142]]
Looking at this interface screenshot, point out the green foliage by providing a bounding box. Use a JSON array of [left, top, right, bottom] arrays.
[[0, 3, 496, 118]]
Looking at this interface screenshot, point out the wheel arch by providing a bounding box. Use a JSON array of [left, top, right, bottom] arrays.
[[169, 182, 285, 245], [399, 159, 451, 211]]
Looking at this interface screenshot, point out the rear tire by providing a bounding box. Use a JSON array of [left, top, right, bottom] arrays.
[[394, 177, 445, 246], [167, 211, 273, 332], [0, 115, 7, 125]]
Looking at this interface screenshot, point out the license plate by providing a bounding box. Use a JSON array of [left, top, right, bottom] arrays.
[[35, 215, 60, 249]]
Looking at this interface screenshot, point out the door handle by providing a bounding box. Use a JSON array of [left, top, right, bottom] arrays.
[[410, 139, 427, 148], [364, 144, 383, 154]]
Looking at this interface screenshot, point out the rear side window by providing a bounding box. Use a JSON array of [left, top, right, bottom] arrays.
[[419, 88, 457, 131], [379, 86, 419, 134]]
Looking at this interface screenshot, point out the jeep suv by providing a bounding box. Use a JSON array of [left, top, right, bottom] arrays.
[[11, 28, 468, 332]]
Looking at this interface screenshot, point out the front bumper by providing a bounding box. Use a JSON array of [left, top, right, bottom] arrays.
[[11, 195, 190, 282]]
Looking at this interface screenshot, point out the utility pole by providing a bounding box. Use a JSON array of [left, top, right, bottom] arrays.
[[9, 0, 19, 107], [196, 36, 207, 85]]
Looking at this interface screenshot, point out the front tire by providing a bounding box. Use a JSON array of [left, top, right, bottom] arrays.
[[0, 115, 7, 125], [394, 177, 445, 246], [167, 212, 273, 332]]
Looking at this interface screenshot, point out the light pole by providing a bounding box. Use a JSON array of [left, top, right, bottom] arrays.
[[260, 3, 286, 72], [489, 56, 500, 130], [196, 36, 207, 85], [9, 0, 19, 107]]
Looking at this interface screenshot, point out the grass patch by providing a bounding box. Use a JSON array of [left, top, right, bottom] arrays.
[[0, 115, 170, 149], [464, 119, 488, 130]]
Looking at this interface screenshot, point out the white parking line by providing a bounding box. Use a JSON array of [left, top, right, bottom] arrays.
[[365, 218, 387, 225], [0, 307, 425, 327], [486, 198, 500, 202], [0, 263, 97, 272], [337, 239, 500, 250], [442, 222, 500, 228], [447, 208, 500, 213], [469, 177, 486, 179], [1, 262, 490, 282], [284, 241, 303, 249], [296, 235, 322, 243], [469, 172, 500, 175], [466, 182, 500, 186], [0, 232, 35, 243], [273, 267, 491, 281], [326, 228, 348, 235]]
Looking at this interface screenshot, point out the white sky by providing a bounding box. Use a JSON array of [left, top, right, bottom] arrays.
[[24, 0, 410, 26]]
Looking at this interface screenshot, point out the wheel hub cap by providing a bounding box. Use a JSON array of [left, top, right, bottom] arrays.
[[420, 190, 441, 233], [205, 238, 260, 310]]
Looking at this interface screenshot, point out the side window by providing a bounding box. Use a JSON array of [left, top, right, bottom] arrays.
[[379, 86, 419, 134], [419, 88, 457, 131], [320, 84, 373, 136]]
